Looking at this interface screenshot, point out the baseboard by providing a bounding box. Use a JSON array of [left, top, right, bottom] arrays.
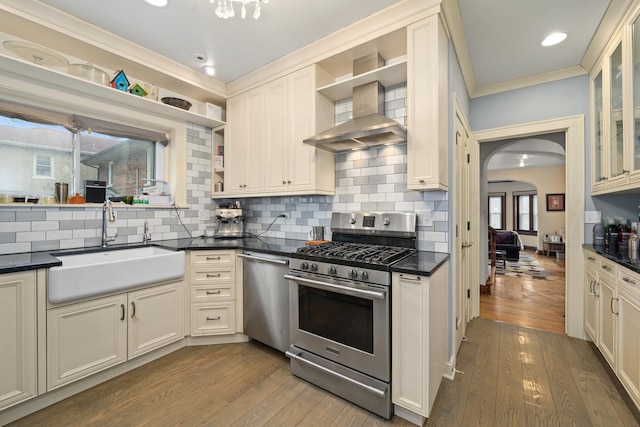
[[443, 354, 456, 380], [393, 404, 425, 426]]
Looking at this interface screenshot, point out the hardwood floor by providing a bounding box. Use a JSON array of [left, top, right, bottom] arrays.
[[428, 318, 639, 426], [9, 318, 639, 427], [481, 250, 566, 334]]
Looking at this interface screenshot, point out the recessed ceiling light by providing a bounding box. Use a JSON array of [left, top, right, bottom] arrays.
[[143, 0, 168, 7], [541, 32, 567, 47], [193, 54, 208, 63], [204, 66, 216, 77]]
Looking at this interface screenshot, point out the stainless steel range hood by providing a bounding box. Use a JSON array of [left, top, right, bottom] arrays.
[[304, 54, 406, 152]]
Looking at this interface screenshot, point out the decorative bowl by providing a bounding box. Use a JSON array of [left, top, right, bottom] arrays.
[[161, 97, 192, 111]]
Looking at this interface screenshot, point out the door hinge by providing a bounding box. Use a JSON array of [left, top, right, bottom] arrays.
[[467, 289, 471, 298]]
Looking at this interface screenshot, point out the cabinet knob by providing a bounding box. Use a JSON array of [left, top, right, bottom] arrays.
[[419, 179, 425, 183], [287, 180, 292, 184], [282, 180, 287, 184]]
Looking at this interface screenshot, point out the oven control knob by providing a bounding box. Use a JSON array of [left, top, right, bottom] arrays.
[[301, 262, 309, 270], [350, 217, 356, 224], [310, 263, 318, 271], [361, 271, 369, 280], [329, 266, 337, 275], [349, 269, 358, 279], [383, 217, 390, 226]]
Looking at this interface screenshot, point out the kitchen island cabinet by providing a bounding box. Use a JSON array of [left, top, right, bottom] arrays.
[[0, 271, 37, 411], [47, 280, 184, 390], [391, 261, 449, 425]]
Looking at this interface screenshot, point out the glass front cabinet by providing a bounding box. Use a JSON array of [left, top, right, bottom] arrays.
[[591, 10, 640, 194]]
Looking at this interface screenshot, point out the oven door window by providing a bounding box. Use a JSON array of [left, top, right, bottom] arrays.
[[298, 285, 373, 354]]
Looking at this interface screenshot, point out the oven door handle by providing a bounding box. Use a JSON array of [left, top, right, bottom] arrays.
[[285, 350, 386, 398], [284, 274, 386, 300], [238, 253, 289, 265]]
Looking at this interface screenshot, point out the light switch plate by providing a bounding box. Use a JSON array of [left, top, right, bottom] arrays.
[[417, 210, 433, 227], [584, 211, 601, 224], [198, 210, 210, 221]]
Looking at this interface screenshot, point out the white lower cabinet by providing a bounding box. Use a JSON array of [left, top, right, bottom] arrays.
[[0, 271, 37, 411], [584, 251, 599, 342], [584, 249, 640, 411], [617, 283, 640, 406], [47, 280, 184, 390], [188, 250, 242, 336], [391, 262, 449, 424]]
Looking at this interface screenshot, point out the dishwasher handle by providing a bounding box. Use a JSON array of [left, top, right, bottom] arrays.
[[237, 253, 289, 265]]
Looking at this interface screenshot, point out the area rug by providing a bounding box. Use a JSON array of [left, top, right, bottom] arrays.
[[495, 252, 549, 280]]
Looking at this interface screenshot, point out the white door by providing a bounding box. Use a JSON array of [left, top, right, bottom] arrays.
[[0, 271, 37, 410], [455, 105, 472, 350], [47, 294, 128, 390], [128, 281, 184, 359]]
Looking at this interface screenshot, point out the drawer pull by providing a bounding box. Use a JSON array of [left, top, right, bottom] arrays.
[[602, 265, 612, 272], [206, 316, 221, 321], [622, 276, 637, 285], [206, 273, 222, 278], [587, 256, 596, 261], [206, 256, 221, 260], [399, 274, 421, 282], [206, 290, 222, 295]]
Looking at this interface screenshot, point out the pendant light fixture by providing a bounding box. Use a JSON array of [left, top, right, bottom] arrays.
[[211, 0, 269, 20]]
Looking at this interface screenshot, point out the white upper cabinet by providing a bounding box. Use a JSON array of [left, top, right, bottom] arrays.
[[406, 14, 449, 191], [220, 65, 334, 198], [224, 87, 265, 195], [591, 6, 640, 194]]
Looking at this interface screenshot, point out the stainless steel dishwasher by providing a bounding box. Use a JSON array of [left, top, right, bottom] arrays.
[[238, 251, 290, 352]]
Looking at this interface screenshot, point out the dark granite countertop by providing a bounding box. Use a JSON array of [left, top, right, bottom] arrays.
[[0, 236, 449, 276], [391, 251, 450, 276], [584, 244, 640, 275]]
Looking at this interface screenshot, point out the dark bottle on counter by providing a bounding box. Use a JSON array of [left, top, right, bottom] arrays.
[[607, 223, 619, 253]]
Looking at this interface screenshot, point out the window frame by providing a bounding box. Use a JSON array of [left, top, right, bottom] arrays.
[[488, 192, 506, 230], [32, 153, 54, 179], [513, 192, 538, 235]]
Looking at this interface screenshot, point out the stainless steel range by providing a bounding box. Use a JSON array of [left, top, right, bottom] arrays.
[[285, 211, 416, 419]]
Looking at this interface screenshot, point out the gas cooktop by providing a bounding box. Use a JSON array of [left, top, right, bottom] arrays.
[[296, 241, 415, 267]]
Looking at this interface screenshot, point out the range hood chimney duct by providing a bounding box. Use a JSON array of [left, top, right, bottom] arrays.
[[303, 53, 406, 152]]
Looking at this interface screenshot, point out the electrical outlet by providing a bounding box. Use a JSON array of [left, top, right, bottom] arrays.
[[584, 211, 601, 224], [417, 210, 432, 226], [198, 210, 210, 221]]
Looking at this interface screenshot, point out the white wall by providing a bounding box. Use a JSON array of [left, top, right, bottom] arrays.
[[488, 165, 566, 249]]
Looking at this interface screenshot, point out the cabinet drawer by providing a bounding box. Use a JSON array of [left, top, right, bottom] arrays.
[[618, 266, 640, 296], [191, 268, 235, 285], [585, 250, 598, 272], [191, 250, 235, 268], [191, 303, 235, 336], [191, 285, 234, 302], [599, 257, 616, 279]]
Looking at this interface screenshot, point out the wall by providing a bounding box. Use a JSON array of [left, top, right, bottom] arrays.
[[488, 165, 566, 249], [0, 123, 213, 255]]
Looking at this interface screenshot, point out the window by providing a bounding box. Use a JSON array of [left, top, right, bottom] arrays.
[[488, 193, 506, 230], [514, 193, 538, 234], [0, 114, 163, 199], [33, 154, 54, 178]]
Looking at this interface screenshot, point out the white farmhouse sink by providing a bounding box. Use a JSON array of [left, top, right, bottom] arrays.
[[48, 246, 185, 304]]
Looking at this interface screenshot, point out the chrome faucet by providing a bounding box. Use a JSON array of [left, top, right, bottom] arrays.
[[143, 219, 151, 245], [101, 199, 117, 248]]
